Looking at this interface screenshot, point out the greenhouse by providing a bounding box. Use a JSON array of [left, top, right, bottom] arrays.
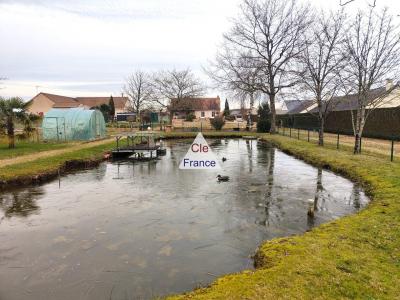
[[42, 108, 106, 141]]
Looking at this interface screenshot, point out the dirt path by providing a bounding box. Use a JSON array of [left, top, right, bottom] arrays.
[[0, 138, 114, 168]]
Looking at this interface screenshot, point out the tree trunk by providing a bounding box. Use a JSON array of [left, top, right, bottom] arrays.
[[318, 118, 324, 146], [269, 93, 277, 134], [7, 116, 15, 149], [353, 106, 365, 154]]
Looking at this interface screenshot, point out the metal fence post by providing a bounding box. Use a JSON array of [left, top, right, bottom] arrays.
[[290, 127, 292, 138], [307, 130, 310, 142], [298, 128, 300, 140], [337, 133, 340, 150], [391, 139, 395, 162]]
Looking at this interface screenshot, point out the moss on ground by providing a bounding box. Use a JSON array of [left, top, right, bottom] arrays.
[[168, 134, 400, 299]]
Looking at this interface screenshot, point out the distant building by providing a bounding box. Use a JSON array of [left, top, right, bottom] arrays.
[[276, 100, 315, 115], [230, 107, 258, 117], [27, 92, 129, 116], [169, 97, 221, 119], [276, 80, 400, 116]]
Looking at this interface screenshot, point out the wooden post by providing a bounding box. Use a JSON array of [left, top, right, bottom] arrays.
[[391, 139, 395, 162], [360, 137, 362, 153], [290, 127, 292, 138], [307, 130, 310, 142], [297, 128, 300, 140], [283, 127, 285, 136], [337, 133, 340, 150]]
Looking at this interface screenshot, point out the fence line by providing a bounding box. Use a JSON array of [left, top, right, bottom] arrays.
[[277, 127, 397, 162]]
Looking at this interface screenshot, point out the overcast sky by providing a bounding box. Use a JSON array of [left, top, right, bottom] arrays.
[[0, 0, 399, 101]]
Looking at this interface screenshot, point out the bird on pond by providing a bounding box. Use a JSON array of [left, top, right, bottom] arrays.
[[217, 175, 230, 182], [222, 157, 227, 162]]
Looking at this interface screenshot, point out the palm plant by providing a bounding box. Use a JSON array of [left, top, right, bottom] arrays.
[[0, 97, 30, 148]]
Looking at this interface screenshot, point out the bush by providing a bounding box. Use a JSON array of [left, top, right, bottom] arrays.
[[257, 119, 271, 133], [185, 113, 196, 122], [210, 116, 225, 131], [257, 101, 271, 133]]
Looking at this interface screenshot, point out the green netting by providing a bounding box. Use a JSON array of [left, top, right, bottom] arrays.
[[42, 108, 106, 141]]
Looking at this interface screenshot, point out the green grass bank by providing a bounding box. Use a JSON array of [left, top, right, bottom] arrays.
[[0, 141, 116, 188], [168, 134, 400, 299], [0, 139, 74, 160]]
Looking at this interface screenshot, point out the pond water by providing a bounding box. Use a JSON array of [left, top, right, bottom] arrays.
[[0, 139, 368, 300]]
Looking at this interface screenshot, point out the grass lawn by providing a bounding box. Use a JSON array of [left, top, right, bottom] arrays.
[[168, 134, 400, 299], [0, 138, 76, 160], [0, 141, 115, 181]]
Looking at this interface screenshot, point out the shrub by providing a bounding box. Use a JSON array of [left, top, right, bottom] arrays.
[[210, 116, 225, 131], [257, 102, 271, 133], [257, 119, 271, 133], [185, 113, 196, 122]]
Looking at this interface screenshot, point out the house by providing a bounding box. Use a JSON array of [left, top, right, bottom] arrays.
[[279, 80, 400, 116], [27, 92, 129, 116], [230, 107, 258, 117], [277, 81, 400, 139], [169, 97, 221, 119], [276, 100, 315, 115]]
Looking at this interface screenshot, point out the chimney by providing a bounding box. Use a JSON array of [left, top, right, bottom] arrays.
[[386, 78, 393, 91]]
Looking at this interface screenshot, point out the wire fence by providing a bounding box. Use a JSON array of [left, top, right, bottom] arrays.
[[278, 127, 398, 162]]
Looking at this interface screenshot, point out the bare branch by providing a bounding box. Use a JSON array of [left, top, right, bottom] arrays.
[[343, 7, 400, 152], [123, 70, 155, 114], [207, 0, 312, 133]]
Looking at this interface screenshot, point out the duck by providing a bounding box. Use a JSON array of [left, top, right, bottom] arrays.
[[222, 157, 227, 162], [217, 175, 230, 182]]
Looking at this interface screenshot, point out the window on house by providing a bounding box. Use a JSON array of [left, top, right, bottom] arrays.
[[201, 111, 205, 118], [212, 111, 216, 117]]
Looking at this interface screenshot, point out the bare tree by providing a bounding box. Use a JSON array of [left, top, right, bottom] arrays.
[[298, 10, 347, 146], [343, 8, 400, 153], [206, 52, 262, 128], [123, 71, 154, 115], [209, 0, 311, 133], [339, 0, 376, 7], [152, 68, 205, 121]]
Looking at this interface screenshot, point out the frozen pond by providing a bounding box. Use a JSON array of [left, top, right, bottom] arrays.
[[0, 139, 368, 299]]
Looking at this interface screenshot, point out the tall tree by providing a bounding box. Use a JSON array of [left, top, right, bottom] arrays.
[[109, 95, 115, 122], [223, 99, 230, 116], [343, 8, 400, 153], [209, 0, 311, 133], [123, 70, 154, 115], [298, 9, 347, 146], [152, 68, 205, 121], [0, 97, 30, 148]]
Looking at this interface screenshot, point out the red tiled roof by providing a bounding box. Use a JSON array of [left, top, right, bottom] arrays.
[[170, 97, 220, 111], [41, 93, 80, 108], [75, 97, 128, 110], [32, 93, 128, 110]]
